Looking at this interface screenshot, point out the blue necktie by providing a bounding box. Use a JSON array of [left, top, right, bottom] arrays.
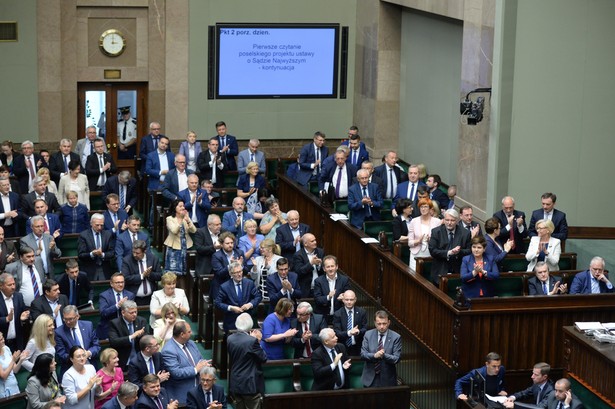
[[148, 357, 155, 374], [236, 283, 243, 301], [346, 310, 353, 347]]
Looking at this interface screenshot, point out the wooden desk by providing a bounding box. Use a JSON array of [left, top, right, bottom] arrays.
[[563, 326, 615, 406]]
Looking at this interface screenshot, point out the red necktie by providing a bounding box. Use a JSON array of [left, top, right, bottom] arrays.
[[304, 322, 312, 357]]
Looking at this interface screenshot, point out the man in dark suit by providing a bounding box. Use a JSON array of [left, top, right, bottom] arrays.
[[292, 233, 324, 297], [136, 374, 178, 409], [428, 208, 472, 285], [214, 261, 261, 332], [55, 305, 101, 378], [97, 272, 136, 340], [543, 379, 584, 409], [528, 262, 568, 296], [221, 197, 254, 239], [290, 301, 327, 359], [213, 121, 239, 171], [265, 258, 302, 313], [103, 193, 129, 235], [101, 382, 139, 409], [211, 232, 246, 301], [458, 205, 484, 238], [21, 177, 62, 218], [139, 122, 170, 172], [102, 171, 138, 214], [275, 210, 310, 263], [361, 310, 402, 388], [161, 154, 194, 202], [345, 133, 369, 167], [115, 215, 150, 271], [570, 256, 614, 294], [504, 362, 554, 408], [0, 177, 22, 237], [455, 352, 507, 401], [296, 131, 328, 186], [4, 245, 45, 307], [426, 174, 450, 211], [318, 150, 358, 199], [75, 126, 103, 168], [193, 214, 222, 278], [348, 169, 383, 229], [178, 174, 211, 228], [109, 299, 150, 370], [122, 240, 162, 306], [311, 327, 352, 391], [57, 259, 94, 306], [528, 192, 568, 241], [127, 335, 170, 392], [24, 199, 62, 236], [197, 138, 227, 188], [373, 151, 407, 199], [78, 213, 116, 281], [20, 214, 62, 278], [48, 138, 80, 185], [332, 290, 368, 356], [493, 195, 528, 254], [30, 278, 69, 326], [85, 138, 117, 191], [186, 367, 227, 409], [145, 135, 175, 191], [227, 313, 267, 407], [13, 140, 47, 194], [393, 164, 427, 205], [0, 273, 30, 352], [0, 226, 17, 271], [313, 255, 350, 324]]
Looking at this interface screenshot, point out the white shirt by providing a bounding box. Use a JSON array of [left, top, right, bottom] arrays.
[[19, 263, 43, 307], [158, 151, 169, 181], [333, 166, 349, 198], [0, 194, 13, 224], [2, 292, 15, 339], [177, 171, 188, 192]]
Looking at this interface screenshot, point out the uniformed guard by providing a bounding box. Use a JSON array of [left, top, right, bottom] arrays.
[[118, 106, 138, 159]]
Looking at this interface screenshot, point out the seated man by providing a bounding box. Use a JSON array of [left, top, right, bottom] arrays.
[[121, 239, 162, 306], [543, 378, 584, 409], [569, 256, 614, 294], [290, 301, 327, 359], [265, 257, 302, 314], [108, 299, 150, 370], [503, 362, 554, 408], [332, 290, 367, 356], [347, 169, 383, 229], [101, 382, 139, 409], [187, 366, 228, 409], [275, 210, 310, 266], [455, 352, 507, 402], [214, 261, 261, 332], [528, 261, 567, 296], [57, 259, 94, 306]]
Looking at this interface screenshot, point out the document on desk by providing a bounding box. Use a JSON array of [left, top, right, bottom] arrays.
[[574, 322, 604, 332], [485, 394, 508, 403], [330, 213, 349, 221], [361, 237, 379, 244]]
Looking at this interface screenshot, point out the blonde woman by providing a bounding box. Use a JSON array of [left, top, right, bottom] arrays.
[[94, 348, 123, 409], [22, 314, 56, 372], [151, 302, 185, 348], [526, 219, 561, 272], [250, 238, 282, 301], [236, 161, 267, 216], [150, 272, 190, 326], [30, 168, 58, 194], [179, 130, 202, 172]]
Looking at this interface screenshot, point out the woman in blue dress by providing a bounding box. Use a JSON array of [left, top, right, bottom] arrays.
[[260, 298, 297, 360]]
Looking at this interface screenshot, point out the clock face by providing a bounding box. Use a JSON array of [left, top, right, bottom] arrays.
[[99, 29, 126, 57]]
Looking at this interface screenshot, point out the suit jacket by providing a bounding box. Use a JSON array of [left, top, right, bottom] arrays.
[[77, 228, 116, 278], [13, 152, 47, 194], [570, 270, 614, 294], [0, 291, 27, 350], [48, 151, 80, 185], [121, 252, 163, 296], [455, 365, 506, 398], [332, 306, 368, 356], [393, 180, 427, 204], [0, 191, 22, 237], [136, 388, 172, 409], [512, 379, 554, 405], [493, 209, 528, 254], [428, 225, 472, 283], [460, 255, 500, 298], [527, 276, 563, 296], [543, 390, 584, 409], [345, 146, 370, 167], [186, 383, 227, 409], [361, 328, 402, 387], [0, 240, 16, 271], [75, 138, 107, 167], [179, 141, 203, 170], [21, 191, 62, 218], [30, 294, 69, 324], [108, 315, 150, 369], [275, 222, 310, 262], [292, 247, 325, 296], [145, 150, 176, 190], [311, 343, 350, 390], [58, 271, 94, 305], [197, 150, 227, 188], [161, 168, 194, 201], [373, 164, 408, 198], [222, 210, 255, 238], [347, 182, 383, 229], [214, 277, 261, 331], [20, 232, 62, 277], [127, 351, 166, 391], [5, 259, 45, 295], [25, 373, 62, 409], [525, 236, 561, 272], [103, 209, 129, 234], [161, 338, 204, 403], [115, 230, 150, 270], [178, 188, 211, 227], [317, 162, 358, 195], [529, 208, 569, 241], [193, 227, 218, 278], [85, 152, 117, 189], [313, 273, 350, 317], [458, 220, 484, 238], [215, 134, 239, 171], [25, 213, 62, 236], [429, 188, 450, 210], [227, 331, 267, 395], [97, 288, 136, 339], [211, 248, 246, 300], [296, 142, 329, 186], [102, 175, 138, 210], [237, 148, 266, 174], [391, 215, 410, 241], [290, 313, 327, 358], [485, 233, 508, 269], [265, 272, 302, 313], [55, 320, 100, 377], [140, 134, 170, 166], [60, 203, 90, 235]]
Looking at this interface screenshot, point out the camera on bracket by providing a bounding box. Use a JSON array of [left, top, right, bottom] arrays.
[[460, 96, 485, 125]]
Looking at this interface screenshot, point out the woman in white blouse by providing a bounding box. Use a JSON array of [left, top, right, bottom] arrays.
[[526, 219, 561, 272], [57, 160, 90, 209], [22, 315, 56, 372], [149, 272, 190, 326], [249, 238, 282, 301], [408, 198, 442, 271]]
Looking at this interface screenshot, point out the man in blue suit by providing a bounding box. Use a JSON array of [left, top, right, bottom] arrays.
[[145, 135, 175, 191], [0, 273, 30, 352], [137, 374, 178, 409], [504, 362, 554, 408], [318, 150, 358, 199], [139, 122, 170, 172], [373, 151, 407, 199], [393, 164, 427, 206], [97, 272, 136, 339], [211, 232, 247, 301], [161, 321, 211, 404], [161, 154, 193, 202], [187, 367, 228, 409], [25, 199, 62, 236], [296, 131, 328, 186], [103, 193, 129, 235], [455, 352, 507, 401], [214, 121, 239, 171], [178, 175, 211, 228], [266, 258, 302, 313], [55, 305, 101, 378], [221, 197, 254, 239], [115, 215, 150, 271], [344, 133, 369, 167], [127, 335, 170, 392], [348, 169, 383, 229], [237, 138, 266, 175], [528, 192, 568, 241], [570, 256, 614, 294], [275, 210, 310, 263], [0, 177, 22, 237], [214, 261, 261, 331], [101, 382, 139, 409]]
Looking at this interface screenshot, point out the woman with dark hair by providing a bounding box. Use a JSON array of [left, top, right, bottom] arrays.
[[461, 236, 500, 298], [259, 197, 287, 240], [392, 198, 413, 242], [61, 346, 101, 409], [484, 217, 513, 270], [57, 160, 90, 209], [260, 298, 297, 360], [26, 353, 65, 409], [0, 141, 18, 175], [164, 198, 196, 290]]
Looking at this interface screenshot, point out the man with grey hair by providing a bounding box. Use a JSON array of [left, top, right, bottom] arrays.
[[101, 381, 139, 409], [428, 208, 471, 284], [55, 304, 100, 378], [20, 213, 62, 278], [215, 260, 261, 332], [4, 245, 45, 306], [237, 138, 266, 175], [227, 313, 266, 409], [570, 256, 614, 294], [187, 366, 228, 409], [86, 137, 117, 191], [348, 168, 383, 229], [311, 327, 351, 390], [76, 125, 105, 167], [161, 154, 194, 202], [78, 213, 116, 280], [49, 138, 80, 185], [492, 195, 527, 254], [194, 214, 223, 277], [13, 140, 46, 194], [528, 261, 567, 296], [102, 170, 138, 214], [291, 301, 327, 358], [22, 176, 62, 218], [109, 299, 150, 370], [0, 177, 21, 237]]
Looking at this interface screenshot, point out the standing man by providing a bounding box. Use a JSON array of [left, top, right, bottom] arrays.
[[361, 310, 402, 388], [311, 327, 352, 391], [77, 213, 116, 281], [55, 305, 101, 378], [108, 299, 150, 370], [275, 210, 310, 263], [0, 177, 21, 237], [504, 362, 554, 408], [115, 215, 150, 271], [332, 290, 367, 356], [103, 193, 129, 235], [4, 246, 45, 307], [296, 132, 328, 186], [102, 171, 138, 214], [57, 259, 94, 307], [348, 169, 383, 229], [0, 273, 30, 352], [394, 165, 426, 204], [292, 233, 324, 297], [455, 352, 507, 401], [193, 214, 223, 278], [227, 313, 267, 409], [122, 240, 162, 306], [76, 126, 103, 168], [127, 335, 170, 392], [0, 226, 17, 271], [359, 161, 385, 198], [20, 214, 62, 279], [97, 272, 136, 340], [426, 174, 450, 211], [345, 133, 369, 167], [237, 139, 266, 175], [187, 366, 228, 409], [214, 261, 261, 332], [22, 177, 62, 218], [13, 140, 46, 194], [197, 138, 226, 188], [318, 150, 357, 200], [30, 278, 69, 326], [145, 135, 175, 191], [211, 232, 246, 301], [49, 138, 80, 185], [543, 379, 585, 409], [428, 209, 472, 284], [290, 301, 327, 359], [86, 137, 117, 191], [313, 255, 350, 324], [161, 154, 193, 202], [117, 106, 138, 160], [569, 256, 614, 294], [529, 192, 568, 241], [179, 174, 211, 228], [139, 122, 169, 171], [214, 121, 239, 171], [373, 151, 407, 200], [493, 196, 527, 254], [265, 258, 302, 314], [222, 197, 254, 239], [458, 206, 483, 238]]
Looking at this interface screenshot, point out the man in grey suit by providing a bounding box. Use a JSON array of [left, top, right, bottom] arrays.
[[5, 246, 46, 307], [361, 310, 401, 388], [237, 139, 266, 175], [20, 215, 62, 279], [543, 378, 585, 409], [75, 125, 106, 168]]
